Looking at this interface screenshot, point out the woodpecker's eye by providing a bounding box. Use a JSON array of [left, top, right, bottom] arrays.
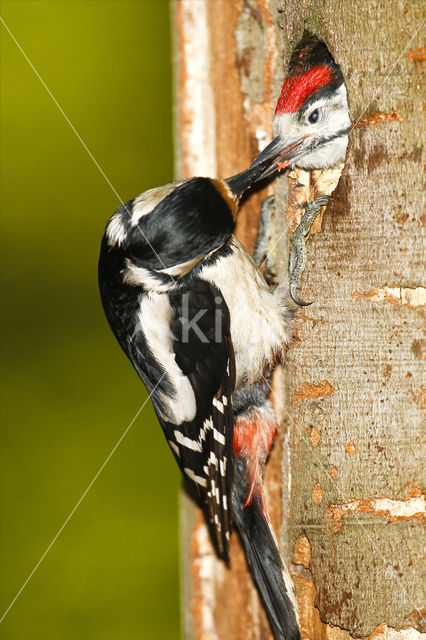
[[309, 109, 319, 123]]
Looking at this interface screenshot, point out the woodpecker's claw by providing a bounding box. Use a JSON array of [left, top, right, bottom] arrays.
[[306, 195, 330, 209], [289, 196, 330, 306], [290, 284, 312, 306]]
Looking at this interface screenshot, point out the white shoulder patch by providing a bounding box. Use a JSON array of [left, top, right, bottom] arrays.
[[139, 293, 197, 424], [106, 182, 181, 246]]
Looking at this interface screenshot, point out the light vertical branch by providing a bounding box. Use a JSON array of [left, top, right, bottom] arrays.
[[174, 1, 425, 638]]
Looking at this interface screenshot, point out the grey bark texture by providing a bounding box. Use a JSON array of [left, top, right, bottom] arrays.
[[174, 1, 425, 638]]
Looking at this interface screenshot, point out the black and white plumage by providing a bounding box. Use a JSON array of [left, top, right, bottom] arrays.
[[99, 163, 299, 638], [99, 34, 351, 640]]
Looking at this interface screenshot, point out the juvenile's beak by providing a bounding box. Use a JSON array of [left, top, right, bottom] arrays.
[[249, 135, 313, 181]]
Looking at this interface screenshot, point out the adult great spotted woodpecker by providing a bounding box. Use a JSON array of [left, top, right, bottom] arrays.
[[99, 35, 348, 640]]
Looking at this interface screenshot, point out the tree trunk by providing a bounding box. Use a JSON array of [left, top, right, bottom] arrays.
[[174, 1, 425, 638]]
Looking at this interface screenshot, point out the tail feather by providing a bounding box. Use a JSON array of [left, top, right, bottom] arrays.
[[232, 474, 300, 640]]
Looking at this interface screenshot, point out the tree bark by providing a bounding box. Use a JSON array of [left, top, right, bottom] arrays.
[[174, 1, 425, 638]]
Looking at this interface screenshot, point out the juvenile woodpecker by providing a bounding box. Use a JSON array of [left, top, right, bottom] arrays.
[[253, 34, 350, 177], [251, 35, 350, 304]]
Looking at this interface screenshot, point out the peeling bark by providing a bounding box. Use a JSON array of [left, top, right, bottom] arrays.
[[352, 286, 426, 308], [356, 110, 404, 129], [174, 0, 425, 638], [327, 491, 426, 533], [291, 536, 426, 640], [292, 380, 335, 407]]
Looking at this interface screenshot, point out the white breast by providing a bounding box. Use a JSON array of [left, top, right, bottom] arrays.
[[200, 237, 291, 387]]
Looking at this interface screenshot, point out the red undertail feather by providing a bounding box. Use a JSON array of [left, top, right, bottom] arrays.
[[275, 64, 334, 114], [233, 413, 276, 512]]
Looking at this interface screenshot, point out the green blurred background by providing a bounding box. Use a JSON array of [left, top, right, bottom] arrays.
[[0, 1, 180, 638]]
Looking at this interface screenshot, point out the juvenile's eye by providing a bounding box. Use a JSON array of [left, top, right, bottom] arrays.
[[309, 109, 319, 123]]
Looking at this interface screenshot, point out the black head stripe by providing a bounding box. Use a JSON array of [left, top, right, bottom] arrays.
[[288, 32, 342, 77]]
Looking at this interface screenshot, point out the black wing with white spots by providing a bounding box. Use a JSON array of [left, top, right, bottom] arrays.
[[163, 279, 236, 558]]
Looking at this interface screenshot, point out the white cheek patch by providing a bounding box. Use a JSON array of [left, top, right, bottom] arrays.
[[273, 112, 302, 139], [300, 136, 348, 170], [107, 182, 182, 246], [131, 183, 179, 226], [309, 84, 350, 131], [275, 85, 350, 170], [274, 84, 350, 146]]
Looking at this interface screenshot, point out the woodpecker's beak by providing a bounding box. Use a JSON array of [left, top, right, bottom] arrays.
[[225, 136, 311, 199], [225, 157, 277, 200], [249, 135, 314, 182]]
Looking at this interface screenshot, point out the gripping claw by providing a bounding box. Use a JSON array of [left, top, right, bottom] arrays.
[[310, 195, 330, 209], [288, 195, 330, 306], [290, 284, 313, 306]]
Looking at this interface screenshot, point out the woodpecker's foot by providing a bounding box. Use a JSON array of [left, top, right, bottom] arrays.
[[253, 195, 277, 284], [289, 196, 329, 306]]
